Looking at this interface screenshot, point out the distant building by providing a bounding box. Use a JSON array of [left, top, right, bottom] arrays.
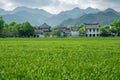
[[70, 26, 80, 37], [35, 23, 101, 38], [85, 23, 100, 37], [35, 23, 51, 37], [54, 27, 71, 37]]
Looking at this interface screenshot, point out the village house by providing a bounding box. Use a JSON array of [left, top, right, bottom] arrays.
[[54, 27, 71, 37], [35, 23, 52, 37], [35, 23, 101, 38], [70, 26, 80, 37], [85, 23, 100, 37]]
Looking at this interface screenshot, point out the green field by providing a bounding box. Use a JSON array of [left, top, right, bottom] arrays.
[[0, 38, 120, 80]]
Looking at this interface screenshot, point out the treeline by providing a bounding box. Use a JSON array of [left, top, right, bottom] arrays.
[[0, 16, 35, 37], [0, 16, 120, 37], [100, 19, 120, 36]]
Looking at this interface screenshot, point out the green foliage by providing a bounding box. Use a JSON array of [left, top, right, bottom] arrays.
[[18, 22, 35, 37], [79, 24, 86, 36], [0, 16, 5, 33], [2, 24, 11, 37], [111, 19, 120, 36], [0, 38, 120, 79], [66, 25, 73, 28], [44, 32, 50, 38], [8, 21, 19, 37], [0, 17, 35, 37], [52, 30, 61, 37], [100, 25, 111, 36]]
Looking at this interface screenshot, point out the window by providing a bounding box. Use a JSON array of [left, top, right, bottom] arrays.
[[89, 29, 91, 32]]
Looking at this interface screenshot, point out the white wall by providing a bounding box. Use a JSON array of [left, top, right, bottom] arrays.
[[71, 31, 79, 37], [36, 34, 44, 38], [86, 29, 100, 37]]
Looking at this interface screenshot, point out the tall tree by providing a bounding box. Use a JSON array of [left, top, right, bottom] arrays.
[[52, 30, 61, 37], [0, 16, 5, 33], [79, 24, 86, 36], [2, 24, 11, 37], [100, 25, 111, 36], [18, 22, 35, 37], [8, 21, 19, 37], [111, 19, 120, 36]]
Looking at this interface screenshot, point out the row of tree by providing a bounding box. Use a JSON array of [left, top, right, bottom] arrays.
[[0, 17, 35, 37], [100, 19, 120, 36], [0, 16, 120, 37]]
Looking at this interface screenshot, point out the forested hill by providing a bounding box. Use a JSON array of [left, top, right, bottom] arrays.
[[59, 8, 120, 26]]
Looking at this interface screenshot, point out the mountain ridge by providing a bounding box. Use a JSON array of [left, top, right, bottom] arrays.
[[0, 7, 120, 26], [59, 9, 120, 26]]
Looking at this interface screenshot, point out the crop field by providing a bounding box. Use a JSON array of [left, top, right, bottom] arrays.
[[0, 38, 120, 80]]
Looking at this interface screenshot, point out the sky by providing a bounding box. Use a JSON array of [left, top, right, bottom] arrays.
[[0, 0, 120, 14]]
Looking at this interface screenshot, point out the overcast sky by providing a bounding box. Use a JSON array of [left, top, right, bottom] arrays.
[[0, 0, 120, 14]]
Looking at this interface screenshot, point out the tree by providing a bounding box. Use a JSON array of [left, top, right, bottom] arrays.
[[52, 30, 61, 37], [8, 21, 19, 37], [111, 19, 120, 36], [2, 24, 12, 37], [100, 25, 111, 36], [79, 24, 86, 36], [44, 32, 50, 37], [0, 16, 5, 33], [67, 25, 73, 28], [18, 22, 35, 37]]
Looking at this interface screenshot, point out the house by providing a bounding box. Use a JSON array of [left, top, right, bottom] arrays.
[[85, 23, 100, 37], [70, 26, 80, 37], [54, 27, 71, 37], [35, 23, 51, 37]]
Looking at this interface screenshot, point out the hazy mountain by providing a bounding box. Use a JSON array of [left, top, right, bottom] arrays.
[[0, 7, 100, 26], [46, 7, 100, 26], [3, 11, 50, 25], [0, 8, 8, 15], [1, 7, 53, 25], [104, 8, 120, 15], [84, 7, 99, 14], [12, 7, 52, 17], [59, 9, 120, 26], [0, 7, 120, 27]]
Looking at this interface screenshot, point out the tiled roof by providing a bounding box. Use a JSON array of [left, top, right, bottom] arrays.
[[85, 23, 99, 29], [38, 23, 51, 28]]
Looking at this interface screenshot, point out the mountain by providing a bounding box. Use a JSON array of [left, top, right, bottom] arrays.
[[0, 8, 8, 15], [59, 9, 120, 26], [0, 7, 120, 27], [12, 7, 52, 17], [0, 7, 100, 26], [104, 8, 120, 15], [0, 7, 53, 25], [45, 7, 85, 26], [45, 7, 100, 26], [3, 11, 50, 25], [84, 7, 99, 14]]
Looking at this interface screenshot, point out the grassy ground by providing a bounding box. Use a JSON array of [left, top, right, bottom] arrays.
[[0, 38, 120, 80]]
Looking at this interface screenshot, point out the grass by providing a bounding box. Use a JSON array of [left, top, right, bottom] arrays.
[[0, 38, 120, 80]]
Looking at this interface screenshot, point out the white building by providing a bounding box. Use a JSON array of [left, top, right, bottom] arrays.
[[70, 27, 79, 37], [85, 23, 100, 37], [71, 31, 79, 37]]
